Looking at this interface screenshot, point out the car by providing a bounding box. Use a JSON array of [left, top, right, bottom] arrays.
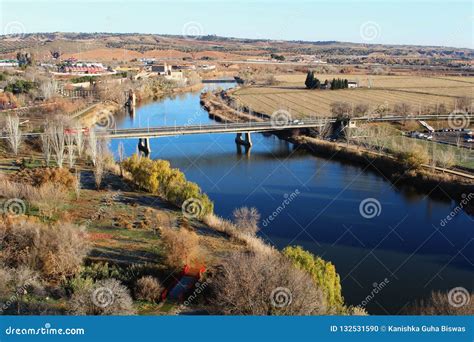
[[426, 135, 433, 140], [292, 119, 300, 124], [465, 138, 474, 143]]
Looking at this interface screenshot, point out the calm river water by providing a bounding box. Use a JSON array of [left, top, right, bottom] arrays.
[[110, 83, 473, 314]]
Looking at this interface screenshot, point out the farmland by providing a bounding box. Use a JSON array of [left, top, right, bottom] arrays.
[[231, 74, 474, 118]]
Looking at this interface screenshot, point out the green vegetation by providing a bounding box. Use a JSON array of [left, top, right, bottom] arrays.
[[283, 246, 344, 310], [4, 80, 36, 94], [305, 71, 320, 89], [330, 78, 349, 90], [70, 75, 97, 84], [270, 53, 285, 61], [122, 154, 213, 218]]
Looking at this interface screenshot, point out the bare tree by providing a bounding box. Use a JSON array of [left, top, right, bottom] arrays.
[[87, 128, 98, 166], [74, 125, 85, 158], [94, 140, 106, 189], [5, 115, 22, 155], [394, 102, 412, 119], [40, 133, 52, 166], [330, 101, 352, 118], [65, 132, 77, 168], [118, 141, 125, 177], [232, 207, 260, 236], [39, 78, 58, 99], [46, 121, 66, 168]]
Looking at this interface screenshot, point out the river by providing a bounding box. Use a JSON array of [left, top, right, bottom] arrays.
[[109, 83, 473, 314]]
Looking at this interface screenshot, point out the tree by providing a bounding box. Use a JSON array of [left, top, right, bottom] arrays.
[[305, 71, 320, 89], [210, 251, 326, 315], [45, 121, 66, 168], [93, 139, 109, 189], [305, 71, 313, 89], [40, 133, 52, 166], [283, 246, 344, 311], [118, 142, 125, 177], [5, 115, 22, 155], [394, 102, 412, 117], [65, 132, 77, 168]]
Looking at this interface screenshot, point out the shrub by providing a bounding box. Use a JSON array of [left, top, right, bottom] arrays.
[[232, 207, 260, 236], [160, 227, 201, 269], [135, 276, 163, 302], [406, 290, 474, 315], [122, 155, 213, 217], [0, 217, 89, 283], [283, 246, 344, 311], [395, 145, 429, 170], [69, 278, 136, 315], [28, 182, 68, 218], [210, 251, 326, 315]]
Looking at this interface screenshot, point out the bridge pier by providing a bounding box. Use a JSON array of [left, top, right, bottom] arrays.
[[235, 132, 252, 147], [126, 89, 136, 116], [138, 138, 151, 157]]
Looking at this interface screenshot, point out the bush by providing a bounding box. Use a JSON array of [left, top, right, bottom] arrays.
[[122, 154, 213, 217], [232, 207, 260, 236], [69, 278, 136, 315], [406, 290, 474, 315], [283, 246, 344, 311], [160, 227, 201, 269], [210, 251, 326, 315], [0, 217, 89, 283], [135, 276, 163, 302], [395, 145, 429, 170]]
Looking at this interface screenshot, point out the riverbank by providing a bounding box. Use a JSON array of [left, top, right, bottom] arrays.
[[204, 88, 473, 212]]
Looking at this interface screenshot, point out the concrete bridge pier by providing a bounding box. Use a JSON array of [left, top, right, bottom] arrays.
[[235, 132, 252, 147], [138, 138, 151, 157], [126, 89, 136, 116], [236, 142, 252, 156]]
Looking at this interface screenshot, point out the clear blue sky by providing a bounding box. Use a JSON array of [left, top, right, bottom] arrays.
[[0, 0, 472, 48]]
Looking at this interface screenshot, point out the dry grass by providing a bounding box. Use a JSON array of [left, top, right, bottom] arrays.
[[232, 74, 473, 118]]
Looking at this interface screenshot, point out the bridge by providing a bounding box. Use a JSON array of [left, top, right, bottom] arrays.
[[99, 114, 469, 139], [96, 113, 471, 156]]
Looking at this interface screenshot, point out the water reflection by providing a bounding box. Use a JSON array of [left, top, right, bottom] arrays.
[[110, 83, 473, 314]]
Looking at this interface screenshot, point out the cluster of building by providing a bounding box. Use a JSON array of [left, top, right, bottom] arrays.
[[0, 59, 19, 68], [58, 59, 109, 75]]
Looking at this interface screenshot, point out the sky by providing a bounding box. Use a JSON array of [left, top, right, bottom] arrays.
[[0, 0, 472, 48]]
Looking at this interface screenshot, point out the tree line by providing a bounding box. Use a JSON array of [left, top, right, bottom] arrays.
[[305, 71, 349, 90]]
